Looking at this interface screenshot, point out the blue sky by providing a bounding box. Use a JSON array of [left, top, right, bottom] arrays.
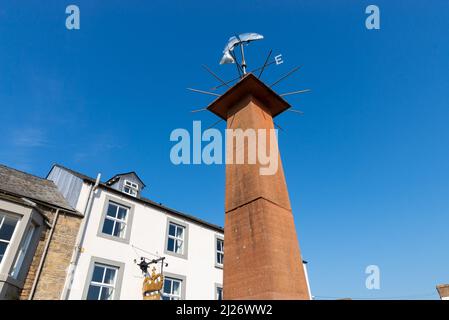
[[1, 0, 448, 299]]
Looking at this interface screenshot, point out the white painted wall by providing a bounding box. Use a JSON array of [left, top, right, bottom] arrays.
[[67, 184, 223, 300]]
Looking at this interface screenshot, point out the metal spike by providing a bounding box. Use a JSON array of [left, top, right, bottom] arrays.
[[190, 108, 208, 113], [206, 119, 224, 130], [202, 65, 230, 88], [211, 60, 277, 91], [187, 88, 221, 97], [258, 49, 273, 79], [273, 122, 285, 132], [280, 89, 311, 97], [270, 66, 302, 88], [228, 114, 236, 129], [230, 50, 243, 78], [288, 109, 305, 115]]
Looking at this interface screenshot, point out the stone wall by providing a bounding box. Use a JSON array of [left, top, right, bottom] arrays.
[[19, 226, 49, 299], [20, 211, 81, 300]]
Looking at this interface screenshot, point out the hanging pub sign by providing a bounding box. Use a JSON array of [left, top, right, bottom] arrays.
[[135, 256, 167, 300]]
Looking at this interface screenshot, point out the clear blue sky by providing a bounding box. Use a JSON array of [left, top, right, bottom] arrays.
[[1, 0, 448, 300]]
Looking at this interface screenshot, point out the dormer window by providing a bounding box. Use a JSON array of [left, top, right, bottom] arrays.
[[106, 172, 145, 197], [123, 180, 138, 197]]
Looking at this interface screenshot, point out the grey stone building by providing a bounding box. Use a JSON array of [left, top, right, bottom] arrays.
[[0, 164, 82, 299]]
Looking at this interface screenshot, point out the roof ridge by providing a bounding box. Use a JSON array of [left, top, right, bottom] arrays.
[[0, 164, 75, 212], [0, 163, 52, 183], [52, 164, 223, 231], [106, 171, 146, 187], [50, 163, 97, 182]]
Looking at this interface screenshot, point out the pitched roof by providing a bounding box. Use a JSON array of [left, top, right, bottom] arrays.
[[106, 172, 146, 188], [50, 164, 223, 232], [0, 164, 75, 212]]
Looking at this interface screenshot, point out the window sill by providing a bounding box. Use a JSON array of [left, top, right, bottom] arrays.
[[164, 249, 188, 260], [97, 232, 130, 244]]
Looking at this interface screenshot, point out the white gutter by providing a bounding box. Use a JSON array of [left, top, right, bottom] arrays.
[[60, 173, 101, 300], [28, 208, 60, 300]]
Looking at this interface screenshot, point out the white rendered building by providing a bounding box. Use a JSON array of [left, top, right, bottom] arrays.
[[47, 164, 224, 300]]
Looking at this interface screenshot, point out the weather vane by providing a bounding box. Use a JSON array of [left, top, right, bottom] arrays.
[[186, 32, 311, 129], [219, 32, 264, 75]]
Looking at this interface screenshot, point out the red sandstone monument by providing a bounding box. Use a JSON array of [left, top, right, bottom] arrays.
[[207, 73, 310, 300]]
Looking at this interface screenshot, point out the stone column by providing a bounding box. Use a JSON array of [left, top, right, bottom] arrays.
[[207, 74, 310, 300]]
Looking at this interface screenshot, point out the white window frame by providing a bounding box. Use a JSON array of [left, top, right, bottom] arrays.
[[0, 212, 19, 267], [102, 202, 129, 239], [166, 222, 185, 255], [123, 179, 138, 197], [215, 284, 223, 300], [86, 263, 118, 300], [216, 237, 224, 267], [215, 238, 224, 266], [163, 277, 183, 300], [10, 223, 35, 278]]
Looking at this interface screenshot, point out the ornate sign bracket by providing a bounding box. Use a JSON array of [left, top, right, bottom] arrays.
[[135, 256, 167, 300]]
